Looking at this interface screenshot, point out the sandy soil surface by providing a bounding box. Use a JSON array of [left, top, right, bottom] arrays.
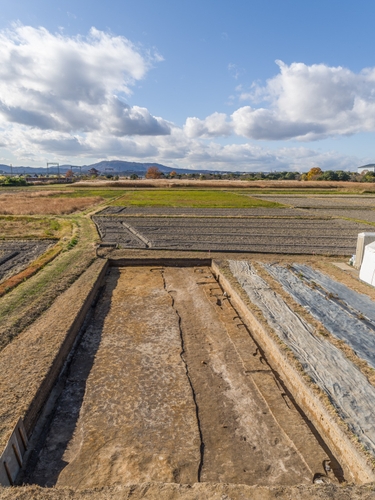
[[3, 482, 375, 499], [21, 266, 339, 489], [24, 267, 200, 488]]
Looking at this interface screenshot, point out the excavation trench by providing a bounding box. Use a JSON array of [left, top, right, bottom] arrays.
[[19, 265, 342, 488]]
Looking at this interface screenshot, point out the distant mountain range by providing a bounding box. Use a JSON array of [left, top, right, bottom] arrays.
[[1, 160, 369, 176], [0, 160, 223, 176]]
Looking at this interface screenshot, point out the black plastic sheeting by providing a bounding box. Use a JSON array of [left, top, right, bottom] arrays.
[[229, 260, 375, 456], [263, 263, 375, 370]]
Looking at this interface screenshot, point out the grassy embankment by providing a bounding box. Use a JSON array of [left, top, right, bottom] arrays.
[[0, 187, 127, 351]]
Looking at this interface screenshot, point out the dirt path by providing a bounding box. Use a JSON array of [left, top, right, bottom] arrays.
[[23, 266, 339, 488]]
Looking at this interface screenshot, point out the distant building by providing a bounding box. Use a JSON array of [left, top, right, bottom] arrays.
[[88, 168, 100, 177], [358, 164, 375, 174]]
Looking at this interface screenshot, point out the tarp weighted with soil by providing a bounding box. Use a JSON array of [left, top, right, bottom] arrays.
[[263, 263, 375, 369], [229, 260, 375, 456]]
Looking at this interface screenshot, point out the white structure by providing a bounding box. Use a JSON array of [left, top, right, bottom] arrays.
[[358, 164, 375, 174], [360, 241, 375, 286], [355, 233, 375, 269]]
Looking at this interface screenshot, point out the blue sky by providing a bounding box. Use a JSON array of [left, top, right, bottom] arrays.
[[0, 0, 374, 171]]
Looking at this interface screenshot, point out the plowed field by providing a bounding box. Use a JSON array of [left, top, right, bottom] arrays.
[[93, 212, 370, 255]]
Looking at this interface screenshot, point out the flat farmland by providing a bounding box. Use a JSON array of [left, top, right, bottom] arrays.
[[93, 212, 370, 254], [100, 205, 375, 223], [100, 206, 315, 217], [0, 240, 54, 283], [0, 191, 103, 215], [109, 189, 283, 208], [253, 195, 375, 209], [249, 195, 375, 224], [299, 209, 375, 224]]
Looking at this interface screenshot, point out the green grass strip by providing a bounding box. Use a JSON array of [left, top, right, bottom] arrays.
[[110, 190, 285, 208]]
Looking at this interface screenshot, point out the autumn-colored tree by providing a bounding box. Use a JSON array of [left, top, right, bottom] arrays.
[[145, 166, 163, 179], [169, 170, 177, 178], [306, 167, 323, 180], [65, 169, 74, 178]]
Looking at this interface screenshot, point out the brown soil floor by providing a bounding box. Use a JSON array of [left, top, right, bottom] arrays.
[[20, 266, 342, 489]]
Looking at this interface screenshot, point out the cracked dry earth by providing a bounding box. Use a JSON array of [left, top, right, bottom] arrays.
[[21, 266, 341, 489]]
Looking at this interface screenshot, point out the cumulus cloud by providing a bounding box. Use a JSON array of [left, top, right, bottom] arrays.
[[231, 106, 325, 141], [234, 60, 375, 140], [184, 112, 232, 138], [0, 25, 169, 136], [0, 28, 370, 172], [107, 98, 171, 136], [186, 61, 375, 141], [3, 118, 364, 173]]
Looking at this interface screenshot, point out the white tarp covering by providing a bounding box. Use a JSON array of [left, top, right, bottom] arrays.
[[229, 260, 375, 456], [360, 241, 375, 286], [263, 263, 375, 369]]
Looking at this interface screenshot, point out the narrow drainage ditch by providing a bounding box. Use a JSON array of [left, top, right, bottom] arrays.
[[18, 265, 344, 489]]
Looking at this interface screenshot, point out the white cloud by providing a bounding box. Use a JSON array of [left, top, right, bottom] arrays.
[[228, 63, 244, 80], [185, 61, 375, 142], [234, 60, 375, 140], [2, 119, 364, 172], [0, 28, 370, 172], [184, 112, 232, 138], [0, 25, 169, 136], [231, 106, 325, 140], [106, 98, 171, 136]]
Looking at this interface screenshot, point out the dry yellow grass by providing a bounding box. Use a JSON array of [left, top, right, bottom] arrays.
[[76, 178, 375, 192], [0, 192, 103, 215], [0, 217, 71, 239]]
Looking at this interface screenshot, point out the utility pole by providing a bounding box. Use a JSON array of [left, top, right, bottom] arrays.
[[71, 165, 82, 177], [47, 162, 60, 179], [10, 163, 12, 177]]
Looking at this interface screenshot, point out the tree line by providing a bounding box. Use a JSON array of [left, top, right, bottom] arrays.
[[143, 166, 375, 182]]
